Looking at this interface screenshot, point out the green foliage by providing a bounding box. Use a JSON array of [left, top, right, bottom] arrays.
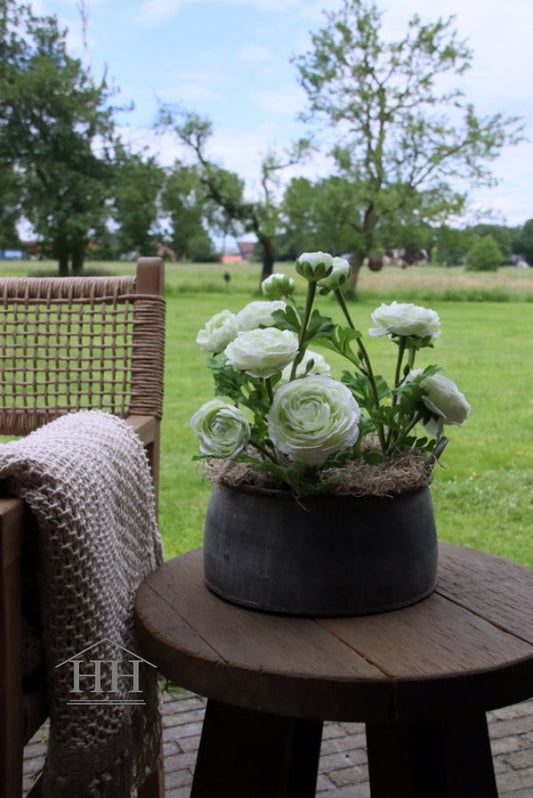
[[465, 235, 502, 272], [282, 176, 361, 255], [191, 253, 464, 494], [0, 0, 119, 273], [161, 163, 217, 261], [512, 219, 533, 265], [293, 0, 524, 289], [156, 105, 309, 282], [111, 145, 164, 257], [471, 224, 512, 260]]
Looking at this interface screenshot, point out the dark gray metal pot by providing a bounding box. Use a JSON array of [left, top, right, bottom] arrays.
[[203, 482, 438, 617]]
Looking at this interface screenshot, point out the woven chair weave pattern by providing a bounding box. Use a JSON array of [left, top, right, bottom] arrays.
[[0, 275, 165, 436]]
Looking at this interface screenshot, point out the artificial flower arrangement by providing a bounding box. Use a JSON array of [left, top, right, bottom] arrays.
[[191, 251, 471, 496]]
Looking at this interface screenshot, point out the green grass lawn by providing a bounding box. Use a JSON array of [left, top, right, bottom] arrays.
[[4, 259, 532, 566]]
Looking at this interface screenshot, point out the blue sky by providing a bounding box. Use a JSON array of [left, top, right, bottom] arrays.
[[36, 0, 533, 226]]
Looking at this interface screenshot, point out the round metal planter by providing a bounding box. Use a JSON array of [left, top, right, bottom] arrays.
[[203, 482, 438, 617]]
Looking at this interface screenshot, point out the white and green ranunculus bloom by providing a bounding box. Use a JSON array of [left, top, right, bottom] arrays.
[[317, 256, 351, 292], [295, 251, 334, 283], [268, 375, 360, 465], [279, 349, 331, 383], [369, 301, 441, 339], [409, 369, 471, 435], [236, 300, 286, 331], [261, 273, 296, 301], [190, 399, 250, 459], [224, 328, 299, 378], [196, 309, 240, 353]]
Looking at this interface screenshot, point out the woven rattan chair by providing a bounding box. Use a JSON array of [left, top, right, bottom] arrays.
[[0, 257, 166, 798]]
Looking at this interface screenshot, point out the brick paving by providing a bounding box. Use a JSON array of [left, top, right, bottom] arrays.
[[24, 691, 533, 796]]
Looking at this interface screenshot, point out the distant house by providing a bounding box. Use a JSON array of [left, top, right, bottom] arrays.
[[237, 241, 255, 260]]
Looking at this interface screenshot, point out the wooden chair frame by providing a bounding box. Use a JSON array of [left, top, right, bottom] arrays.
[[0, 257, 166, 797]]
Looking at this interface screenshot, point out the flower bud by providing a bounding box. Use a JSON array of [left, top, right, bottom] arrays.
[[261, 273, 296, 301], [318, 256, 351, 293], [295, 251, 334, 282]]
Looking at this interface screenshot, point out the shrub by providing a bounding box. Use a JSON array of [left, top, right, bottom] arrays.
[[465, 236, 502, 272]]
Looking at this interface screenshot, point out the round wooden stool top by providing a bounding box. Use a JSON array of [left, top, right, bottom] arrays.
[[135, 542, 533, 724]]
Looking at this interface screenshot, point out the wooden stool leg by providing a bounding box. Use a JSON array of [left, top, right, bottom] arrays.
[[366, 712, 498, 798], [191, 699, 323, 798]]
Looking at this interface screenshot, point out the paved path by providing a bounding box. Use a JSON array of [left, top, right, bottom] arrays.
[[24, 691, 533, 796]]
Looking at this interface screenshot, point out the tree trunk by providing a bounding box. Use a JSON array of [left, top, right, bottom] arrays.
[[72, 248, 84, 275], [58, 252, 69, 277], [345, 251, 365, 296], [260, 236, 276, 285]]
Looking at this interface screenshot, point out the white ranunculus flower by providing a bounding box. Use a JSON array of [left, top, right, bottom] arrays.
[[295, 251, 334, 282], [196, 309, 240, 353], [369, 301, 441, 339], [279, 349, 331, 383], [409, 369, 471, 435], [261, 273, 296, 301], [236, 300, 286, 331], [318, 256, 351, 292], [190, 399, 250, 459], [224, 328, 299, 378], [268, 375, 360, 465]]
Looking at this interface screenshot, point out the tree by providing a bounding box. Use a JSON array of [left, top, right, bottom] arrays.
[[282, 176, 360, 255], [0, 0, 118, 274], [111, 144, 165, 258], [432, 225, 472, 266], [0, 162, 20, 248], [470, 224, 512, 261], [513, 220, 533, 265], [157, 106, 308, 282], [161, 163, 218, 261], [465, 235, 502, 271], [293, 0, 523, 292]]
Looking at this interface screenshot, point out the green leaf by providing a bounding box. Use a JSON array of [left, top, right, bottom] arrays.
[[304, 308, 335, 342], [271, 305, 302, 333], [317, 324, 362, 364], [342, 371, 390, 408]]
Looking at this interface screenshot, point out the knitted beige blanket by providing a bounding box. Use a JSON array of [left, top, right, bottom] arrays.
[[0, 411, 164, 797]]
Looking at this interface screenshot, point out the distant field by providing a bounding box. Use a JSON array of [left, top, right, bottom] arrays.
[[3, 259, 532, 566], [2, 258, 533, 301]]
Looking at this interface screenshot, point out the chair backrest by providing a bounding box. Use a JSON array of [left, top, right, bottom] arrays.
[[0, 257, 165, 438]]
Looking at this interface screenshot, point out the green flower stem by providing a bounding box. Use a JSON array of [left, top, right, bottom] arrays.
[[265, 377, 274, 404], [248, 439, 278, 463], [402, 410, 423, 439], [385, 402, 420, 452], [290, 281, 316, 380], [334, 289, 387, 452], [393, 337, 407, 394]]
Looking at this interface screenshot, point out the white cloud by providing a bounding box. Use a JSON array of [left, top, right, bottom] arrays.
[[239, 44, 273, 63]]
